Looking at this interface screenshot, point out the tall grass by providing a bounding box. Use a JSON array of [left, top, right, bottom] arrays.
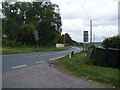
[[59, 51, 120, 88]]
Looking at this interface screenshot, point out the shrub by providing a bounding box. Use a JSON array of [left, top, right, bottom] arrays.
[[102, 36, 120, 49], [2, 39, 24, 47]]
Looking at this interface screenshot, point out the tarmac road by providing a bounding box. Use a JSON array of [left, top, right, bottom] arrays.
[[3, 62, 105, 88], [2, 47, 106, 88], [2, 47, 82, 72]]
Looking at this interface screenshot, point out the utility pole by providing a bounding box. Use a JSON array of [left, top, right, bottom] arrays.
[[93, 34, 95, 44], [90, 20, 92, 45], [118, 0, 120, 68]]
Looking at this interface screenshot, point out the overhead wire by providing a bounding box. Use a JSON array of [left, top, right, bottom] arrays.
[[79, 0, 91, 20], [75, 0, 91, 42]]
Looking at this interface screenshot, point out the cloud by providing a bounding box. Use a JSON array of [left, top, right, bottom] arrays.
[[62, 18, 83, 33], [51, 0, 119, 42]]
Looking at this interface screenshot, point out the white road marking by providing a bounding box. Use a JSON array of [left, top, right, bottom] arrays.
[[55, 57, 60, 59], [12, 65, 26, 69], [56, 56, 65, 59], [50, 58, 56, 61], [36, 61, 44, 64], [49, 56, 65, 61]]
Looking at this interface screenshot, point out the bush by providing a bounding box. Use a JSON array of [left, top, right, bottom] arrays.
[[102, 36, 120, 49], [88, 44, 96, 49], [2, 39, 24, 47], [2, 39, 15, 47]]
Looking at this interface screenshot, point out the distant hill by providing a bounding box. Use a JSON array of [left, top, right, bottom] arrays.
[[78, 42, 102, 47]]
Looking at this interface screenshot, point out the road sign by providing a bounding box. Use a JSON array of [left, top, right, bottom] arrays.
[[83, 31, 88, 42], [34, 30, 39, 47], [34, 30, 39, 41]]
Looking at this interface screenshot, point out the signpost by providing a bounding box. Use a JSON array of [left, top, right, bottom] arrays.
[[83, 31, 88, 42], [34, 30, 39, 47], [83, 31, 88, 51]]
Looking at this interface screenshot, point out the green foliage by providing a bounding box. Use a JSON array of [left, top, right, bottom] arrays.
[[79, 42, 84, 46], [102, 36, 120, 49], [56, 33, 78, 46], [18, 23, 35, 45], [59, 52, 120, 88], [2, 2, 62, 46], [71, 40, 79, 46], [2, 39, 23, 47], [56, 34, 64, 43], [64, 33, 72, 45]]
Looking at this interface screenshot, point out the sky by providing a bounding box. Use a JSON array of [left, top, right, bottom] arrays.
[[1, 0, 119, 42], [51, 0, 119, 42]]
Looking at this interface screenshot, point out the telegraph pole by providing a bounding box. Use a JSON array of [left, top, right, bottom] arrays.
[[93, 34, 95, 44], [90, 20, 92, 45]]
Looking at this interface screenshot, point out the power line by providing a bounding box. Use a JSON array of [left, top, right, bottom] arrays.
[[79, 0, 91, 20]]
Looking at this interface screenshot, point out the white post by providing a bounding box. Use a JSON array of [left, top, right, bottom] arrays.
[[69, 54, 71, 58]]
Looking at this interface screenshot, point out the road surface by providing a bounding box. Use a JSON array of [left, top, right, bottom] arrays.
[[2, 47, 106, 88], [2, 47, 82, 72]]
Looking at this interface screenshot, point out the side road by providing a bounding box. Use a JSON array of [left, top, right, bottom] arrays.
[[3, 62, 106, 88]]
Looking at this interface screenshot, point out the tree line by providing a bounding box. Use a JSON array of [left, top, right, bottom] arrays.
[[2, 2, 63, 46]]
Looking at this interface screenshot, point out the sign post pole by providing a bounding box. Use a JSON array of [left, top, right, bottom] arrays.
[[34, 30, 39, 47]]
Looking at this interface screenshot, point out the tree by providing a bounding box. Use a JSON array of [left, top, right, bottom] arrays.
[[79, 42, 84, 46], [2, 2, 62, 46], [56, 34, 64, 43], [37, 2, 62, 46], [102, 36, 120, 49], [64, 33, 72, 45], [71, 40, 78, 46], [2, 2, 23, 42], [18, 23, 35, 45]]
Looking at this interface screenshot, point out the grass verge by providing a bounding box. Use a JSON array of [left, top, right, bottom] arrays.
[[58, 51, 120, 88], [2, 46, 70, 54]]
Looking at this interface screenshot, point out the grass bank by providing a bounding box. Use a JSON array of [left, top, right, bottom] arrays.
[[2, 46, 70, 54], [58, 51, 120, 88]]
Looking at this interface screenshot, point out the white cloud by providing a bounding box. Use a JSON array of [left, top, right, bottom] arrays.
[[52, 0, 119, 42], [62, 18, 83, 33], [2, 0, 118, 42]]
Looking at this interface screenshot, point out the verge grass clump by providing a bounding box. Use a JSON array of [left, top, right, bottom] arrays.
[[58, 51, 120, 88]]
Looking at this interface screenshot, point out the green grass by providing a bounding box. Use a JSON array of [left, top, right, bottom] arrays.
[[58, 51, 120, 88], [2, 46, 70, 54]]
